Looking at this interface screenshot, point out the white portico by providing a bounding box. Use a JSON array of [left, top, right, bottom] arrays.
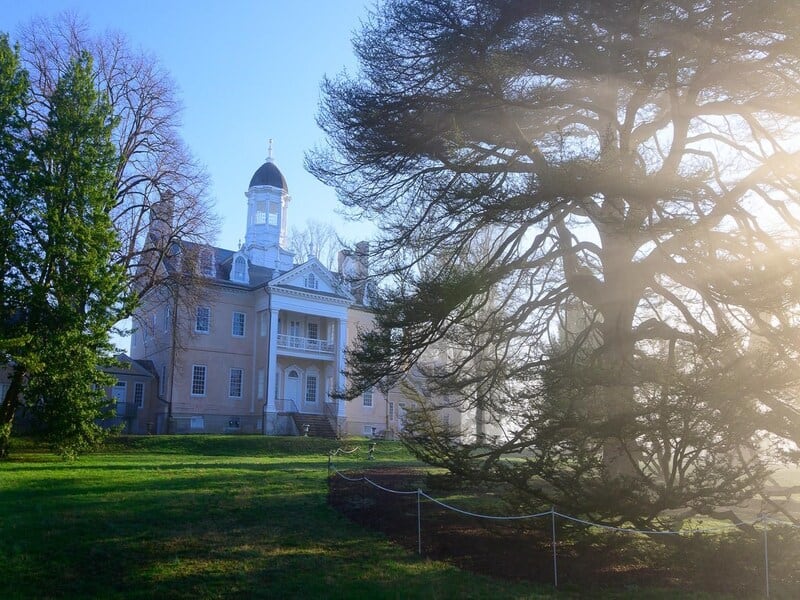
[[262, 258, 352, 435]]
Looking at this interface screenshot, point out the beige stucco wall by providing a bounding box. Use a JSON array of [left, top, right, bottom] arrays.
[[128, 271, 475, 439]]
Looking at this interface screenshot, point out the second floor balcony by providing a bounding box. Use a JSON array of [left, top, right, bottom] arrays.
[[276, 334, 334, 357]]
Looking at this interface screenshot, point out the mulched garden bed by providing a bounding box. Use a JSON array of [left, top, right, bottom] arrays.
[[328, 468, 800, 597]]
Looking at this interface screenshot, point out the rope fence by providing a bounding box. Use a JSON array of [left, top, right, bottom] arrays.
[[326, 449, 800, 598]]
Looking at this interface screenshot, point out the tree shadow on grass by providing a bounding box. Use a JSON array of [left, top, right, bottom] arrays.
[[1, 470, 549, 600], [329, 469, 800, 599]]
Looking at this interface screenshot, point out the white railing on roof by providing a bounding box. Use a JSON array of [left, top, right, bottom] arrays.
[[277, 334, 334, 355]]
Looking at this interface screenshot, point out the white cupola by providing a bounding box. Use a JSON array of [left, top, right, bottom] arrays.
[[243, 140, 293, 271]]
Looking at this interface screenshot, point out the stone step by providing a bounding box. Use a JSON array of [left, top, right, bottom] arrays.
[[291, 413, 337, 439]]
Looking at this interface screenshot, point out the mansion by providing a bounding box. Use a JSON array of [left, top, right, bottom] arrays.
[[121, 152, 459, 438]]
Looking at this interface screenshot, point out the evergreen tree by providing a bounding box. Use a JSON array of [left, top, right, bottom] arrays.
[[0, 48, 128, 458], [309, 0, 800, 527], [0, 35, 33, 456]]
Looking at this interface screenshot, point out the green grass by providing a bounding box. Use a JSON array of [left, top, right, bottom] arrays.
[[0, 435, 722, 599]]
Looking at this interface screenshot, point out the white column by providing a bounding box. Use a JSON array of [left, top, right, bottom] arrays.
[[336, 317, 348, 418], [266, 308, 279, 414]]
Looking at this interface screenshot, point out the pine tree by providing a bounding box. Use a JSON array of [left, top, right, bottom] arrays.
[[310, 0, 800, 527]]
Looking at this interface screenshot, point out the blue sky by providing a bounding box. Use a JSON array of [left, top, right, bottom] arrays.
[[0, 0, 374, 251]]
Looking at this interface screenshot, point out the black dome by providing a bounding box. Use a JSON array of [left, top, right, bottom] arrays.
[[249, 159, 287, 190]]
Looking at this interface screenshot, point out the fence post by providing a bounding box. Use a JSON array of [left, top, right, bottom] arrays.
[[551, 506, 558, 588], [417, 489, 422, 556], [762, 515, 770, 599]]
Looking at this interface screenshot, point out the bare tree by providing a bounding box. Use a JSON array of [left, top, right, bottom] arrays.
[[132, 249, 212, 434], [288, 219, 345, 270], [17, 13, 218, 312]]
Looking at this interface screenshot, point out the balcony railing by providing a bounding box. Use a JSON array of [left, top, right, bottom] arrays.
[[276, 334, 334, 355]]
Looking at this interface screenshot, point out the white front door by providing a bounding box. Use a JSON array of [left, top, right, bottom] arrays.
[[285, 370, 301, 410]]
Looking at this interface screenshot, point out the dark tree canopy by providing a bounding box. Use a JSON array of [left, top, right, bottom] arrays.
[[309, 0, 800, 527]]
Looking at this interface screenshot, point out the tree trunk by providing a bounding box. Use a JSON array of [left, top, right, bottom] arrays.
[[598, 332, 639, 477], [475, 404, 487, 444], [598, 235, 640, 478], [0, 369, 25, 459]]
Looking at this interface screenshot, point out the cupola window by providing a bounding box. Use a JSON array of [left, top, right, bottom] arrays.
[[255, 201, 267, 225]]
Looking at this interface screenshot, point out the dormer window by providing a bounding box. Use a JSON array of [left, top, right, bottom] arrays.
[[304, 272, 318, 290], [233, 256, 247, 282]]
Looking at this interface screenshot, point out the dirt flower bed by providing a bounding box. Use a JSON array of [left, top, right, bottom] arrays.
[[328, 469, 800, 597]]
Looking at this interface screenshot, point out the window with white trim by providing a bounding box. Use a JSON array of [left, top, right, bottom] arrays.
[[289, 320, 301, 337], [268, 202, 279, 226], [229, 368, 243, 398], [389, 401, 394, 421], [307, 322, 318, 340], [232, 312, 246, 337], [134, 382, 145, 409], [362, 386, 373, 408], [289, 320, 301, 348], [195, 306, 210, 333], [304, 272, 318, 289], [191, 365, 207, 396], [305, 374, 318, 403]]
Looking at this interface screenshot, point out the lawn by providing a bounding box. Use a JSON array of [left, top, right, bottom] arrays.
[[0, 435, 726, 599]]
